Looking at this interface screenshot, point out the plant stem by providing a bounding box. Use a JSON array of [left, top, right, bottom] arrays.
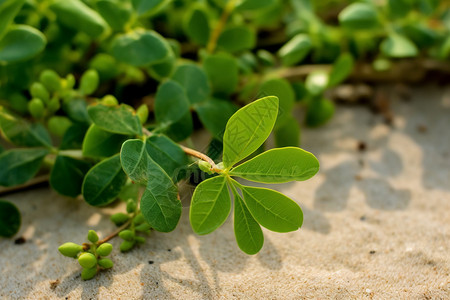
[[0, 175, 50, 196], [206, 0, 237, 53], [97, 219, 132, 245]]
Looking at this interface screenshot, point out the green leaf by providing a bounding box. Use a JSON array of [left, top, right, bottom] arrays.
[[189, 176, 231, 235], [120, 139, 150, 184], [203, 52, 239, 96], [132, 0, 167, 16], [274, 116, 300, 147], [232, 188, 263, 255], [82, 154, 127, 206], [338, 3, 379, 30], [380, 34, 418, 58], [184, 7, 210, 46], [241, 185, 303, 232], [0, 25, 46, 64], [96, 0, 131, 31], [62, 98, 91, 124], [260, 78, 295, 127], [145, 134, 188, 180], [0, 0, 26, 39], [161, 112, 193, 142], [328, 53, 354, 87], [121, 139, 181, 232], [0, 108, 52, 147], [222, 96, 278, 168], [217, 25, 256, 53], [278, 34, 312, 66], [50, 156, 91, 197], [230, 147, 319, 183], [82, 124, 128, 158], [147, 49, 176, 80], [0, 148, 48, 187], [236, 0, 275, 11], [305, 71, 329, 96], [0, 200, 21, 237], [59, 124, 89, 150], [154, 80, 190, 126], [305, 97, 335, 127], [171, 63, 211, 105], [195, 98, 237, 140], [50, 0, 109, 38], [87, 104, 142, 136], [111, 29, 170, 67]]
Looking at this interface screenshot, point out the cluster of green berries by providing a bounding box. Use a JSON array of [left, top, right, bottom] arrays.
[[110, 199, 151, 252], [58, 230, 113, 280], [28, 69, 99, 136]]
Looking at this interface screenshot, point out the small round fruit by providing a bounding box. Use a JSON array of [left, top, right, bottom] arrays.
[[87, 230, 99, 243], [119, 230, 135, 241], [47, 116, 72, 137], [81, 267, 97, 280], [135, 236, 146, 244], [101, 95, 118, 106], [120, 240, 135, 252], [39, 70, 62, 92], [30, 82, 50, 104], [79, 69, 99, 95], [198, 161, 212, 174], [78, 252, 97, 269], [126, 199, 136, 214], [98, 258, 114, 269], [28, 98, 45, 118], [96, 243, 113, 257], [136, 104, 149, 124], [58, 242, 83, 258], [110, 213, 129, 226]]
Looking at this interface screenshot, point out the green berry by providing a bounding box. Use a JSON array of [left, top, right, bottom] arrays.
[[58, 242, 83, 258], [136, 104, 149, 124], [30, 82, 50, 104], [87, 230, 99, 243], [47, 116, 72, 137], [135, 236, 146, 244], [101, 95, 118, 106], [119, 230, 135, 241], [126, 199, 136, 214], [81, 267, 97, 280], [79, 69, 99, 95], [198, 161, 213, 174], [28, 98, 45, 118], [39, 70, 62, 92], [96, 243, 113, 257], [133, 213, 145, 225], [120, 240, 135, 252], [98, 258, 114, 269], [65, 74, 76, 90], [78, 253, 97, 269], [47, 97, 60, 114], [111, 213, 129, 226], [135, 222, 151, 232]]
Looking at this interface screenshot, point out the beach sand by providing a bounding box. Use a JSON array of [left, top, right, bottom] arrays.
[[1, 86, 449, 299]]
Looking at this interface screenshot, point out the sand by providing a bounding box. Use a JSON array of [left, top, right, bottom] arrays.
[[0, 86, 449, 299]]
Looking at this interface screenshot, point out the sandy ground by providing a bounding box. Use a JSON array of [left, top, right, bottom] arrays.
[[0, 86, 449, 299]]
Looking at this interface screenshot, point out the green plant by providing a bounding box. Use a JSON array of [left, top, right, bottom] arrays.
[[0, 0, 448, 280]]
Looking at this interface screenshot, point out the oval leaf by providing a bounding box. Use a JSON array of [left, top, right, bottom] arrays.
[[120, 139, 150, 184], [50, 156, 91, 197], [328, 53, 354, 87], [274, 116, 300, 147], [0, 25, 46, 64], [203, 52, 239, 96], [154, 80, 190, 126], [82, 154, 127, 206], [217, 25, 256, 53], [230, 147, 319, 183], [195, 98, 237, 140], [183, 7, 210, 46], [171, 63, 210, 105], [82, 124, 128, 158], [223, 96, 279, 168], [380, 34, 418, 58], [0, 148, 49, 187], [278, 34, 312, 66], [338, 3, 379, 30], [260, 78, 295, 128], [241, 185, 303, 232], [0, 200, 21, 237], [87, 104, 142, 136], [190, 175, 231, 235], [0, 0, 26, 39]]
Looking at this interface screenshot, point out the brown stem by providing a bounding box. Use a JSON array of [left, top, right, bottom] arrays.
[[0, 175, 50, 196], [97, 219, 132, 245]]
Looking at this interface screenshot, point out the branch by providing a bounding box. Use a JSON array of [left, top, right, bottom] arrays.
[[97, 219, 132, 246]]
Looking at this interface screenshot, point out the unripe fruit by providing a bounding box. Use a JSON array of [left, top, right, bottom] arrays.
[[133, 213, 145, 225], [28, 98, 45, 118], [58, 242, 83, 258], [30, 82, 50, 104], [101, 95, 118, 106], [78, 253, 97, 269], [120, 240, 135, 252], [135, 222, 151, 232], [47, 97, 60, 114], [81, 267, 97, 280], [39, 70, 62, 92], [98, 258, 114, 269], [87, 230, 99, 243], [48, 116, 72, 137], [126, 199, 136, 214], [65, 74, 76, 90], [198, 161, 212, 174], [79, 69, 99, 95], [111, 213, 129, 226], [96, 243, 113, 257], [135, 236, 146, 244], [119, 230, 135, 241], [136, 104, 149, 124]]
